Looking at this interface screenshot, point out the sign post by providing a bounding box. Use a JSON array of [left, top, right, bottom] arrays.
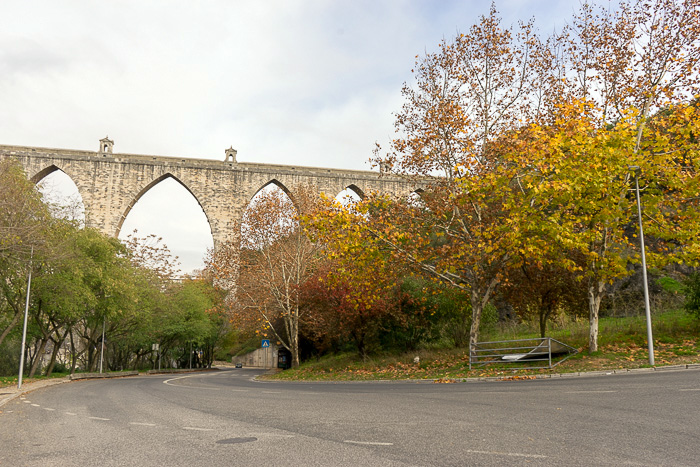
[[262, 340, 270, 368]]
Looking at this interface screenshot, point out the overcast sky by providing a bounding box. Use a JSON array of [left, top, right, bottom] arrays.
[[1, 0, 585, 273]]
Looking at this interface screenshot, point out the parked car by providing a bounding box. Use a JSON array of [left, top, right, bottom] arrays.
[[235, 362, 243, 368]]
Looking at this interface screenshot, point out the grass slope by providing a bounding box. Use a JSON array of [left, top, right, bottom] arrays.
[[267, 310, 700, 381]]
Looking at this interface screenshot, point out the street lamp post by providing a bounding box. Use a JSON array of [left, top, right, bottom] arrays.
[[629, 166, 655, 366], [17, 248, 33, 390], [99, 317, 106, 374]]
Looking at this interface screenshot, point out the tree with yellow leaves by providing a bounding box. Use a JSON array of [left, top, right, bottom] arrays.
[[207, 185, 322, 368]]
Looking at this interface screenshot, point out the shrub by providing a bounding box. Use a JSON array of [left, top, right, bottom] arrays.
[[683, 273, 700, 319]]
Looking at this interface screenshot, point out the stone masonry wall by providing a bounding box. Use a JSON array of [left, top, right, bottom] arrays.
[[0, 143, 421, 246]]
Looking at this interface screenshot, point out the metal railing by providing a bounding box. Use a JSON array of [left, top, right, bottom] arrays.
[[469, 337, 578, 370]]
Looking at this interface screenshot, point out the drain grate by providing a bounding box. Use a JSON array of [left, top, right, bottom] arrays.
[[216, 437, 257, 445]]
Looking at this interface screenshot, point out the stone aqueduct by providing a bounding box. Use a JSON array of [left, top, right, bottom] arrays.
[[0, 138, 418, 246]]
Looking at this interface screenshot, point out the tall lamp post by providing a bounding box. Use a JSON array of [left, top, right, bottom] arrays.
[[629, 166, 655, 366], [99, 317, 106, 374], [17, 248, 33, 390]]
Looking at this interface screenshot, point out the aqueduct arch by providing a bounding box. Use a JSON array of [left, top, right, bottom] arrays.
[[1, 139, 421, 246]]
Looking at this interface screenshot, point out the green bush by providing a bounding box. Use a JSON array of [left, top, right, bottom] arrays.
[[656, 277, 684, 295], [683, 273, 700, 319], [0, 338, 22, 377]]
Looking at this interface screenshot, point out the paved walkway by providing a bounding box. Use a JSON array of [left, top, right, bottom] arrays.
[[0, 377, 69, 409]]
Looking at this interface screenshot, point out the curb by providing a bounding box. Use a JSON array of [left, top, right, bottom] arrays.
[[450, 363, 700, 383], [0, 377, 69, 409], [146, 368, 219, 375], [258, 362, 700, 384], [69, 371, 139, 380]]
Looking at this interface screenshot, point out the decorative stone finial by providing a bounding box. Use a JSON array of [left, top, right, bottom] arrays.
[[379, 160, 392, 174], [225, 146, 237, 162], [99, 136, 114, 154]]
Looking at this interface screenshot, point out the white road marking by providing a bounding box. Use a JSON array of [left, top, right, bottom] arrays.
[[163, 374, 221, 390], [89, 417, 111, 421], [23, 400, 31, 404], [43, 408, 55, 411], [130, 422, 157, 427], [679, 388, 700, 392], [262, 391, 281, 394], [466, 449, 548, 459], [182, 426, 214, 431], [65, 412, 77, 416], [343, 440, 394, 446], [565, 390, 617, 394], [31, 404, 40, 407]]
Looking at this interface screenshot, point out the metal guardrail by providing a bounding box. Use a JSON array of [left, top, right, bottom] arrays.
[[469, 337, 578, 370]]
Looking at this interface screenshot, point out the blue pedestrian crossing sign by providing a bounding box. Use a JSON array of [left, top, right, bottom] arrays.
[[262, 339, 270, 348]]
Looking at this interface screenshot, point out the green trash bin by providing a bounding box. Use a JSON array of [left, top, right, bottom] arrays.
[[277, 348, 292, 369]]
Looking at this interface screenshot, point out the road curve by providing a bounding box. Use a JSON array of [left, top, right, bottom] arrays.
[[1, 368, 699, 466]]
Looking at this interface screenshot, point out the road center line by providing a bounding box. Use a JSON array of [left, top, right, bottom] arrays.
[[263, 391, 282, 394], [31, 404, 40, 407], [343, 440, 394, 446], [43, 408, 55, 411], [130, 422, 157, 426], [679, 388, 700, 392], [89, 417, 111, 421], [65, 412, 77, 416], [183, 426, 214, 431], [465, 449, 548, 459]]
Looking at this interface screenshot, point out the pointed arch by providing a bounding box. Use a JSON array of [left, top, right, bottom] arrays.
[[249, 179, 294, 204], [32, 165, 86, 222], [345, 184, 366, 199], [247, 179, 306, 213], [241, 179, 299, 250], [30, 164, 62, 184], [115, 173, 212, 238], [407, 188, 426, 209], [335, 185, 364, 207]]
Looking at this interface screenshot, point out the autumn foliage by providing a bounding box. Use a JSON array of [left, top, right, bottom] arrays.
[[209, 0, 700, 364]]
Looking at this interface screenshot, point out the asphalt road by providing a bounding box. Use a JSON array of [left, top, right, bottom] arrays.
[[1, 368, 698, 466]]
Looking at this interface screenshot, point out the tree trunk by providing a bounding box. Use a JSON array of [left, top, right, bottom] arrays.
[[468, 279, 499, 350], [45, 329, 69, 377], [0, 310, 23, 348], [70, 330, 77, 374], [469, 291, 483, 352], [539, 300, 555, 338], [28, 338, 48, 378], [539, 310, 547, 338], [291, 320, 300, 368], [588, 280, 605, 352]]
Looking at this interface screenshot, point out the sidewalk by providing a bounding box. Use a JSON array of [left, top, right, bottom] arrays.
[[0, 377, 69, 409]]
